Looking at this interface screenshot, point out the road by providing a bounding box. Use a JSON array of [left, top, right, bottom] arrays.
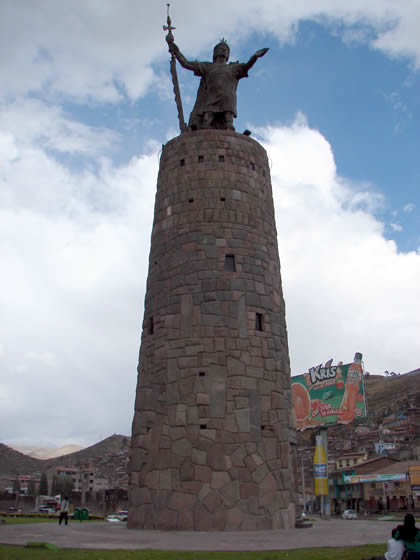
[[0, 518, 393, 550]]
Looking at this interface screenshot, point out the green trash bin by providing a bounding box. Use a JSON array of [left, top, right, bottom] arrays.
[[81, 508, 89, 521], [73, 508, 80, 520]]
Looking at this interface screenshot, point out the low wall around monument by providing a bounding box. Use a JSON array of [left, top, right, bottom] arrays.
[[128, 130, 296, 530]]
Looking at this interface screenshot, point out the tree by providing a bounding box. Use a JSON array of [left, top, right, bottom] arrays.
[[12, 476, 20, 495], [55, 475, 74, 497], [51, 474, 57, 496], [39, 472, 49, 496], [27, 479, 36, 496]]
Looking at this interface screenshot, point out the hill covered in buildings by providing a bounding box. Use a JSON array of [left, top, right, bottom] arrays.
[[295, 369, 420, 502]]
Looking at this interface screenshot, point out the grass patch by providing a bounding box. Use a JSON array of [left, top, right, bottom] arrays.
[[1, 516, 101, 525], [0, 544, 386, 559], [25, 542, 60, 550], [0, 517, 59, 525]]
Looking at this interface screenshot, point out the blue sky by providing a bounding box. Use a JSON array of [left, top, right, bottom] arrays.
[[0, 1, 419, 448]]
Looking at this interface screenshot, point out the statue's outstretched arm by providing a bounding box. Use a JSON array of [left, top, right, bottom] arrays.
[[168, 42, 196, 72], [243, 47, 269, 72]]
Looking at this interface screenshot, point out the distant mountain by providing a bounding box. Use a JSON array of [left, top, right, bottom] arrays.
[[0, 443, 42, 475], [0, 435, 130, 475], [10, 444, 84, 460], [46, 434, 130, 469]]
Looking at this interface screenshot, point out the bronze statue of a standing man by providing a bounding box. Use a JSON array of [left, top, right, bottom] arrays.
[[167, 37, 269, 131]]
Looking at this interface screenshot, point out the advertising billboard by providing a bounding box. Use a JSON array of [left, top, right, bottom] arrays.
[[343, 473, 407, 484], [292, 353, 367, 431]]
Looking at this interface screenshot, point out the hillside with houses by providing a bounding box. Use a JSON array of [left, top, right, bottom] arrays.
[[296, 369, 420, 514]]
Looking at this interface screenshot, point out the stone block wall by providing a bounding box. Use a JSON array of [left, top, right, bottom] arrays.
[[128, 129, 296, 530]]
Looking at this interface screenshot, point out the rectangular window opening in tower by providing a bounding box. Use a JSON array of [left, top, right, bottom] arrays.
[[255, 313, 263, 331], [149, 317, 154, 335], [224, 255, 236, 272], [180, 159, 185, 167], [198, 155, 204, 163], [218, 155, 225, 163]]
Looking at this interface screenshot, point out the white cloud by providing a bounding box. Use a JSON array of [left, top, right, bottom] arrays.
[[259, 119, 420, 376], [0, 112, 157, 445], [0, 1, 419, 104], [390, 223, 403, 232], [1, 1, 420, 447], [0, 99, 118, 156], [403, 202, 415, 213], [1, 109, 419, 447]]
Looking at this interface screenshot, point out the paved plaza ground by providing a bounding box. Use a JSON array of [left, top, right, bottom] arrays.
[[0, 518, 393, 550]]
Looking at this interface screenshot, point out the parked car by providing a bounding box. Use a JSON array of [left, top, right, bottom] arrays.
[[115, 510, 128, 521], [106, 510, 128, 522], [38, 506, 56, 514], [106, 515, 122, 523], [342, 509, 357, 520]]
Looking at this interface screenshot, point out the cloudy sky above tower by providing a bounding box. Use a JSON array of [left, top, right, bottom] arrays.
[[1, 0, 419, 448]]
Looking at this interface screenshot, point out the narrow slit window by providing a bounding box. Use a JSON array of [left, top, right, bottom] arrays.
[[250, 162, 255, 170], [200, 424, 207, 429], [199, 371, 206, 377], [179, 158, 185, 167], [189, 198, 194, 203], [198, 155, 204, 163], [218, 155, 225, 163], [220, 196, 226, 202], [255, 312, 263, 331], [149, 317, 154, 335], [224, 254, 236, 272]]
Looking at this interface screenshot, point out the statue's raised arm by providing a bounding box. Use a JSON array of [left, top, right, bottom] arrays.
[[168, 41, 197, 72], [243, 47, 270, 73]]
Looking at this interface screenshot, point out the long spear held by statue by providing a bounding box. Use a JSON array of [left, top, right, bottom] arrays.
[[163, 4, 187, 133]]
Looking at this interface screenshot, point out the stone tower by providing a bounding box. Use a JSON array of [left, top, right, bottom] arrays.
[[128, 129, 297, 530]]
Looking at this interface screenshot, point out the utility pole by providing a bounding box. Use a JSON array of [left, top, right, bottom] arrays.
[[301, 456, 305, 512]]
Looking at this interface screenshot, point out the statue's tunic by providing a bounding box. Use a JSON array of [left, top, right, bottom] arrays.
[[189, 61, 249, 123]]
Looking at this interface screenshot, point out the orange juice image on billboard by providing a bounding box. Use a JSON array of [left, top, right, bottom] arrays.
[[292, 383, 311, 422], [339, 352, 363, 424]]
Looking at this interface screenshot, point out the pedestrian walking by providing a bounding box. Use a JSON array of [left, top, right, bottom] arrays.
[[58, 496, 70, 526]]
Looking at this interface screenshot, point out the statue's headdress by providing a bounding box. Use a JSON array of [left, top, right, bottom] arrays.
[[213, 39, 230, 62]]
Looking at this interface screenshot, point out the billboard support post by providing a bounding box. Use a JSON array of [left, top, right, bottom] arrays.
[[301, 456, 305, 512], [320, 428, 329, 516]]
